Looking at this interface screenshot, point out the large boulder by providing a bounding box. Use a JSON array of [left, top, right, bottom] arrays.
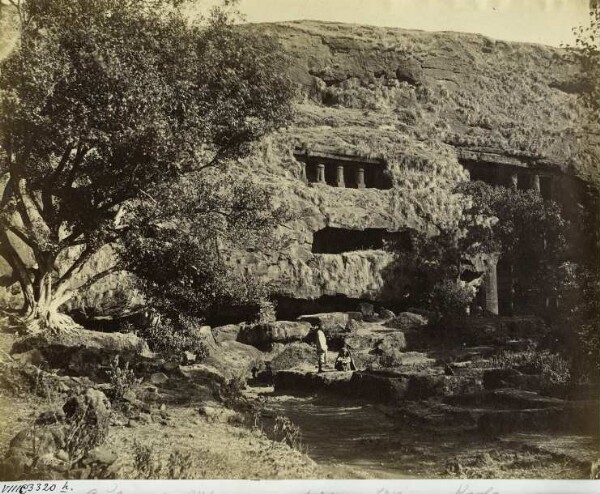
[[386, 312, 428, 331], [211, 324, 242, 344], [297, 312, 348, 331], [270, 342, 315, 371], [0, 388, 110, 480], [203, 340, 263, 379], [180, 363, 227, 386], [238, 321, 311, 349], [374, 331, 407, 354], [190, 325, 218, 352], [10, 328, 153, 377]]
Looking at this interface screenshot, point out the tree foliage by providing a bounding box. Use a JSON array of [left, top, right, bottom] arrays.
[[396, 181, 568, 317], [0, 0, 294, 330], [562, 0, 599, 113], [120, 169, 289, 323]]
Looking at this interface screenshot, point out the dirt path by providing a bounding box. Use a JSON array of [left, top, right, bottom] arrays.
[[248, 385, 595, 479]]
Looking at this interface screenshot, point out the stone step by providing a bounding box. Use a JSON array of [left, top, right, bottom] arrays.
[[273, 369, 484, 403]]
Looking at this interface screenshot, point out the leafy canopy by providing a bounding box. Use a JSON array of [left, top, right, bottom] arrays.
[[0, 0, 294, 324]]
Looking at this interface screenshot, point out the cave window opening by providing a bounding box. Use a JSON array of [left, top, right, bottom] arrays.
[[312, 227, 412, 254]]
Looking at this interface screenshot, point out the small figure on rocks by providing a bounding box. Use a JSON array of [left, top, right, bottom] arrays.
[[335, 345, 356, 371], [315, 327, 328, 373]]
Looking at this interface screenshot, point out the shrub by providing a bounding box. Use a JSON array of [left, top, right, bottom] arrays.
[[107, 356, 141, 405], [136, 316, 208, 362], [131, 440, 195, 479], [482, 350, 571, 385], [219, 372, 247, 408], [429, 280, 475, 318], [273, 415, 302, 451]]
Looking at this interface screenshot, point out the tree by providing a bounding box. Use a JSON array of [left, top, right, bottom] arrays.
[[120, 169, 289, 325], [563, 0, 599, 113], [0, 0, 294, 331], [393, 181, 568, 318], [460, 181, 567, 314]]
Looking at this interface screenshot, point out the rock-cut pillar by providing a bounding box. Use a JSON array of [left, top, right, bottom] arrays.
[[532, 174, 541, 195], [510, 172, 518, 190], [336, 165, 345, 187], [300, 162, 307, 183], [356, 167, 366, 189], [484, 259, 499, 315], [317, 163, 326, 184]]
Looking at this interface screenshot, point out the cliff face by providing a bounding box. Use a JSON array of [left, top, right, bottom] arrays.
[[224, 21, 598, 308], [1, 20, 598, 318], [249, 21, 598, 185]]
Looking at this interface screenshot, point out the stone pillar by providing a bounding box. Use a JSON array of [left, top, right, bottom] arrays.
[[510, 171, 518, 190], [317, 163, 326, 184], [336, 165, 345, 187], [356, 167, 366, 189], [300, 162, 307, 183], [532, 174, 540, 194], [508, 261, 515, 316], [484, 259, 499, 315]]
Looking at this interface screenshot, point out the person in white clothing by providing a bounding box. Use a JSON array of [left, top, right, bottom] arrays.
[[315, 327, 328, 373]]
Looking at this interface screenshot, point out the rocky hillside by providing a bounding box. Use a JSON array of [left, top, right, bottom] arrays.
[[1, 18, 598, 319], [249, 20, 599, 185], [223, 21, 599, 309]]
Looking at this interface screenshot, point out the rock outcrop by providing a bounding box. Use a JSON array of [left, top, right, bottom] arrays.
[[238, 321, 312, 349], [10, 328, 153, 377]]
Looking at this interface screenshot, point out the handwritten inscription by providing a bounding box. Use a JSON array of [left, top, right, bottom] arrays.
[[456, 484, 499, 494], [1, 481, 72, 494]]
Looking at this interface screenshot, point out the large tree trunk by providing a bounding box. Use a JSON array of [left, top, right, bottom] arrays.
[[20, 264, 80, 334], [22, 296, 80, 334]]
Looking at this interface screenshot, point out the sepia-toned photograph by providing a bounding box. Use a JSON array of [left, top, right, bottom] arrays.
[[0, 0, 598, 483]]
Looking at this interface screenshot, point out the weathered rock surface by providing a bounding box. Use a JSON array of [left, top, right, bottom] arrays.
[[482, 368, 545, 392], [238, 321, 311, 349], [212, 324, 242, 343], [10, 328, 153, 377], [270, 342, 316, 371], [202, 340, 263, 379], [387, 312, 429, 331], [2, 21, 598, 318]]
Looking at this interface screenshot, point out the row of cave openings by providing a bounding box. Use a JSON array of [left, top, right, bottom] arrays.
[[294, 150, 571, 203], [294, 151, 393, 190]]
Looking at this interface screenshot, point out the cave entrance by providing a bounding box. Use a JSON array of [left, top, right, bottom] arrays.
[[274, 295, 371, 321], [311, 227, 411, 254]]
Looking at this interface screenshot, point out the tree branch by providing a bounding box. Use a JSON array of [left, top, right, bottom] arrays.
[[54, 245, 95, 292], [74, 265, 120, 293], [0, 221, 36, 250]]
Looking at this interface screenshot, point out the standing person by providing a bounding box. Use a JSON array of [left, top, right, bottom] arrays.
[[315, 327, 328, 373]]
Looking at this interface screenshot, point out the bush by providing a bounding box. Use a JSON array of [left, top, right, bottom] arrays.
[[131, 440, 195, 479], [429, 280, 475, 319], [107, 356, 141, 405], [273, 416, 303, 451], [482, 350, 571, 385], [219, 372, 247, 408], [136, 316, 208, 362]]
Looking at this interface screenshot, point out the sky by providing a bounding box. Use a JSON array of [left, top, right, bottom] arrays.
[[193, 0, 592, 47]]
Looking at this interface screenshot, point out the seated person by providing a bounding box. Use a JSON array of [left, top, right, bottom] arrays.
[[335, 345, 356, 371]]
